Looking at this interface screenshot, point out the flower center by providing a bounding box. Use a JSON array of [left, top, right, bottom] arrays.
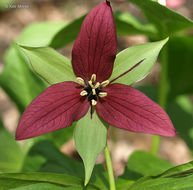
[[77, 74, 109, 106]]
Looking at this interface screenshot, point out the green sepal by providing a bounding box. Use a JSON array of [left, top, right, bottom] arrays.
[[17, 44, 76, 84], [109, 38, 168, 85], [74, 110, 107, 185]]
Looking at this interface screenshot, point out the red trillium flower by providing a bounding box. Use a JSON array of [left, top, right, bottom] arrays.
[[16, 1, 176, 140]]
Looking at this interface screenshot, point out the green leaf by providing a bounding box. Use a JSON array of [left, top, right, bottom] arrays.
[[168, 36, 193, 98], [0, 45, 46, 112], [51, 13, 156, 49], [0, 0, 12, 10], [167, 96, 193, 150], [129, 0, 193, 38], [74, 111, 107, 185], [109, 38, 168, 85], [18, 22, 67, 47], [128, 161, 193, 190], [16, 11, 157, 50], [22, 140, 108, 190], [50, 15, 85, 49], [0, 172, 82, 189], [114, 12, 157, 37], [116, 150, 172, 189], [126, 151, 173, 177], [0, 120, 23, 172], [18, 45, 75, 84], [22, 140, 84, 178], [17, 11, 161, 49], [11, 183, 73, 190]]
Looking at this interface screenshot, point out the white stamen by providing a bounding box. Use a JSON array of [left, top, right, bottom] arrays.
[[93, 82, 100, 89], [98, 92, 107, 98], [91, 99, 97, 106], [76, 77, 85, 86], [91, 74, 96, 83], [80, 90, 88, 96], [88, 81, 94, 88], [100, 80, 109, 88], [92, 89, 96, 95]]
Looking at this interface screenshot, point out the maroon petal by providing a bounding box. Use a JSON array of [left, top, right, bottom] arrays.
[[16, 82, 89, 140], [72, 1, 117, 82], [96, 83, 176, 137]]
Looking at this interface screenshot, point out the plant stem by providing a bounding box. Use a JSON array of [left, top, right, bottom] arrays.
[[151, 44, 169, 155], [104, 146, 116, 190], [151, 135, 160, 155]]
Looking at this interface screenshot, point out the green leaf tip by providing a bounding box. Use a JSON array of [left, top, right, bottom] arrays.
[[15, 45, 75, 84], [74, 111, 107, 186], [110, 37, 169, 86]]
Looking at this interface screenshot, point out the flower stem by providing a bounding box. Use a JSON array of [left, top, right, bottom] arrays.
[[151, 44, 169, 155], [104, 146, 116, 190]]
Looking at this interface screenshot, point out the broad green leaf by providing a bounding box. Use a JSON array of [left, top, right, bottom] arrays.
[[18, 45, 75, 84], [0, 120, 23, 172], [116, 150, 172, 189], [18, 22, 67, 47], [167, 36, 193, 98], [125, 151, 173, 177], [128, 161, 193, 190], [167, 96, 193, 150], [22, 140, 108, 190], [114, 12, 157, 37], [129, 0, 193, 38], [22, 140, 84, 178], [74, 111, 107, 185], [115, 179, 134, 190], [0, 45, 46, 112], [0, 173, 82, 189], [11, 183, 72, 190], [50, 12, 157, 49], [50, 15, 85, 49], [109, 38, 168, 85]]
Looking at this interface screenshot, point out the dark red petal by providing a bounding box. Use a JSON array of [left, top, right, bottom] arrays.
[[72, 1, 117, 82], [16, 82, 89, 140], [96, 83, 176, 137]]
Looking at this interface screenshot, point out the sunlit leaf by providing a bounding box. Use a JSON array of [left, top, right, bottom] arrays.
[[116, 150, 172, 189], [109, 38, 168, 85], [114, 11, 156, 37], [129, 161, 193, 190], [129, 0, 193, 38], [0, 173, 83, 189], [18, 45, 75, 84], [0, 45, 46, 112], [18, 22, 67, 47], [74, 111, 107, 185], [0, 120, 23, 172]]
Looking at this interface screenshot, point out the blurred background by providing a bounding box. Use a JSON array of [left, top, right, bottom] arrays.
[[0, 0, 193, 177]]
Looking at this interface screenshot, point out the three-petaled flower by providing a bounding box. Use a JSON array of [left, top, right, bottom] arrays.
[[16, 1, 176, 140]]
